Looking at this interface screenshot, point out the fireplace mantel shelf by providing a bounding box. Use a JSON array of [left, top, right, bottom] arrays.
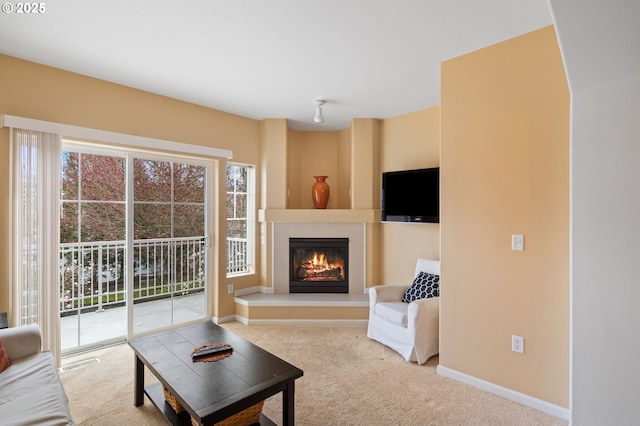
[[258, 209, 380, 223]]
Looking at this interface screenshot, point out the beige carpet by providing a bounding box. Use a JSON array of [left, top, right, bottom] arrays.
[[60, 322, 568, 426]]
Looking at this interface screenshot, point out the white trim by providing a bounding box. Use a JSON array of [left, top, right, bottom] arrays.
[[436, 365, 571, 422], [234, 285, 273, 297], [212, 314, 238, 324], [233, 294, 369, 308], [1, 114, 233, 160], [243, 319, 368, 325]]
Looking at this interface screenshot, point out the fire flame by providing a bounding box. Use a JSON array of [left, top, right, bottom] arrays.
[[300, 251, 345, 280]]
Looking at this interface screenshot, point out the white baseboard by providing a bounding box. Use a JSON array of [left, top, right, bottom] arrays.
[[235, 285, 272, 297], [436, 365, 570, 422], [211, 314, 237, 324]]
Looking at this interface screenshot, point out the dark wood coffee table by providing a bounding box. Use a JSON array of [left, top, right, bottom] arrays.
[[129, 321, 303, 426]]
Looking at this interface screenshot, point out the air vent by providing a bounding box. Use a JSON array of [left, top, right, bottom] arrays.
[[59, 357, 100, 372]]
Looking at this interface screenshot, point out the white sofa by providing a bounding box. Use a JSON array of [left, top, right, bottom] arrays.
[[0, 324, 75, 425], [367, 258, 440, 365]]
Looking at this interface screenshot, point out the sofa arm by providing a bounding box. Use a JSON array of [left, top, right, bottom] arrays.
[[0, 324, 42, 360], [369, 285, 409, 305]]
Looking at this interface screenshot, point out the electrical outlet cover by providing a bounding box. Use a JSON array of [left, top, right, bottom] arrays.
[[512, 335, 524, 353], [511, 234, 524, 251]]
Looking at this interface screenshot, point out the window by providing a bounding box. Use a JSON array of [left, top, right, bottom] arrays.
[[226, 164, 254, 275]]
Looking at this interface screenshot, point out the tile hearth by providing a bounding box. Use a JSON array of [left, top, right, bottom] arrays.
[[235, 292, 369, 306], [233, 292, 369, 324]]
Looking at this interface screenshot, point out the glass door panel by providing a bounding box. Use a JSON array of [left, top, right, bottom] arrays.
[[131, 158, 207, 335], [60, 152, 127, 351]]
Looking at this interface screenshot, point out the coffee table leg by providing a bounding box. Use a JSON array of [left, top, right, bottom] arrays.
[[282, 380, 295, 426], [134, 355, 145, 406]]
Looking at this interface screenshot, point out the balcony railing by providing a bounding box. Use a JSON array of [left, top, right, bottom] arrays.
[[60, 236, 250, 314], [227, 237, 249, 275]]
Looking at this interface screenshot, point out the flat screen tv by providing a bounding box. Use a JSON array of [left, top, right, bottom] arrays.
[[381, 167, 439, 223]]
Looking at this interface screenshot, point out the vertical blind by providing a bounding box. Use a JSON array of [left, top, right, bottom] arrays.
[[11, 128, 61, 363]]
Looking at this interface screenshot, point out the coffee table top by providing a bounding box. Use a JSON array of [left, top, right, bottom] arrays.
[[129, 321, 303, 424]]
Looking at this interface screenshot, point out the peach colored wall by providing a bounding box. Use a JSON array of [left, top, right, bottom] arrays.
[[378, 108, 440, 284], [286, 128, 302, 208], [260, 119, 288, 210], [258, 119, 289, 291], [0, 54, 260, 318], [287, 130, 340, 209], [381, 108, 440, 171], [337, 128, 351, 209], [351, 118, 380, 209], [440, 26, 569, 407]]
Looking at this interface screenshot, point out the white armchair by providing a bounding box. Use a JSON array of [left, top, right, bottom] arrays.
[[367, 258, 440, 364]]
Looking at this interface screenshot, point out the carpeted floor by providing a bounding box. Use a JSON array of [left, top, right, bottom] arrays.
[[59, 322, 568, 425]]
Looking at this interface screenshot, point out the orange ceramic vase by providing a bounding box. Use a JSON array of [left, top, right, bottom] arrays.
[[312, 176, 330, 209]]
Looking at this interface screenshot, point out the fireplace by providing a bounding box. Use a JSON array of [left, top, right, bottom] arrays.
[[289, 237, 349, 293]]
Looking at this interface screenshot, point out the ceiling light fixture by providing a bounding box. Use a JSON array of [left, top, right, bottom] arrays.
[[313, 100, 326, 123]]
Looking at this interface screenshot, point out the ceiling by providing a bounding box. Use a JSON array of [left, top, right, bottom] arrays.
[[0, 0, 552, 131]]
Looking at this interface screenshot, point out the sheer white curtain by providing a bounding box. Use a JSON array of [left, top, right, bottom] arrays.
[[10, 128, 61, 363]]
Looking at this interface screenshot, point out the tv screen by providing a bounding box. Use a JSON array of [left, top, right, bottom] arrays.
[[381, 167, 439, 223]]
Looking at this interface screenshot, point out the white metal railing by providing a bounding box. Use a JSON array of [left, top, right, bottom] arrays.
[[60, 236, 207, 314], [227, 237, 249, 274], [60, 235, 250, 314]]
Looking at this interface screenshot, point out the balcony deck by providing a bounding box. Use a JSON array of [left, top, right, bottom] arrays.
[[61, 290, 371, 353], [60, 292, 204, 353], [59, 235, 248, 354]]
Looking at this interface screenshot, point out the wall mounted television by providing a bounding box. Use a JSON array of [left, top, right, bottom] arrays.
[[381, 167, 439, 223]]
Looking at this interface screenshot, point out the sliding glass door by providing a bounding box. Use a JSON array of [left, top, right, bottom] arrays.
[[60, 147, 210, 352]]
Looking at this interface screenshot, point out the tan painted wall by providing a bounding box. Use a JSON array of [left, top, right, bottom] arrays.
[[440, 26, 569, 407], [351, 118, 380, 209], [260, 119, 288, 209], [287, 130, 340, 209], [0, 54, 260, 318], [286, 129, 351, 210], [378, 107, 441, 284], [337, 128, 352, 209], [286, 128, 301, 208]]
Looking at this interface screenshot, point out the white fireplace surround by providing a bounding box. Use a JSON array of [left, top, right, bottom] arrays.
[[272, 222, 367, 295]]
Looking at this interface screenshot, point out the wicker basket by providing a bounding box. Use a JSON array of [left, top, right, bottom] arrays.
[[163, 386, 185, 413], [190, 400, 264, 426]]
